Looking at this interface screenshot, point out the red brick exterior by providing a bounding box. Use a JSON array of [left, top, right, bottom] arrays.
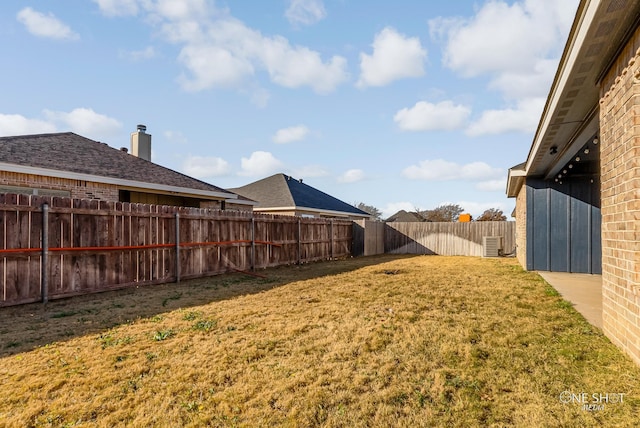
[[599, 30, 640, 366], [0, 170, 252, 212]]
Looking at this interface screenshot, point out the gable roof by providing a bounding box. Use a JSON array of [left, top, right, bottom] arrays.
[[230, 173, 370, 217], [385, 210, 425, 222], [0, 132, 237, 200]]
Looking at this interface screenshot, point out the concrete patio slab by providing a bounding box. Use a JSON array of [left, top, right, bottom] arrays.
[[537, 271, 602, 329]]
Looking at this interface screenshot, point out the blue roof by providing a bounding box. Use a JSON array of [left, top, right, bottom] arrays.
[[230, 173, 370, 217]]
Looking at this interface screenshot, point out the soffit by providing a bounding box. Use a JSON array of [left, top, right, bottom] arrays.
[[526, 0, 640, 177]]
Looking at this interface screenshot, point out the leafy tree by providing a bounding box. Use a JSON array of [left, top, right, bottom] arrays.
[[476, 208, 507, 221], [355, 202, 383, 220], [419, 204, 464, 222]]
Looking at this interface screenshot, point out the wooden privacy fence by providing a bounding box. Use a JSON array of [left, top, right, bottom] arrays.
[[0, 193, 352, 307], [353, 220, 515, 256]]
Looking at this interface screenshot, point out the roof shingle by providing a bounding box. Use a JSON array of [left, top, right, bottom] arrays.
[[230, 173, 369, 216], [0, 132, 234, 195]]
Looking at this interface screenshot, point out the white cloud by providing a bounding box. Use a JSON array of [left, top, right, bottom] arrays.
[[17, 7, 79, 40], [285, 0, 326, 26], [172, 17, 348, 93], [357, 27, 426, 88], [154, 0, 209, 21], [429, 0, 577, 136], [394, 100, 470, 132], [43, 108, 122, 139], [183, 155, 231, 179], [488, 59, 558, 100], [0, 109, 121, 141], [177, 44, 255, 91], [402, 159, 503, 181], [338, 169, 365, 183], [431, 0, 574, 78], [99, 2, 348, 94], [239, 151, 284, 177], [256, 35, 348, 93], [466, 98, 544, 136], [272, 125, 310, 144], [0, 114, 57, 136], [92, 0, 140, 17], [476, 179, 507, 192]]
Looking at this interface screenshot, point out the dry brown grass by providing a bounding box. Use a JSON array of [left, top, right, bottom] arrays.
[[1, 255, 639, 427]]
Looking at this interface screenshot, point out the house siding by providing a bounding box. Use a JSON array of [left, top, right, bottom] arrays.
[[599, 27, 640, 366], [0, 170, 119, 200], [0, 170, 251, 211]]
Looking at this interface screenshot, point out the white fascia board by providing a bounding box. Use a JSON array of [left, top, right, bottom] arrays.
[[506, 168, 526, 198], [255, 205, 370, 219], [226, 197, 256, 206], [0, 162, 237, 200], [525, 0, 600, 173]]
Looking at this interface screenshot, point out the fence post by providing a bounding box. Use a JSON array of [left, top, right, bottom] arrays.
[[251, 217, 256, 272], [330, 220, 334, 260], [297, 217, 302, 265], [175, 212, 181, 283], [41, 203, 49, 304]]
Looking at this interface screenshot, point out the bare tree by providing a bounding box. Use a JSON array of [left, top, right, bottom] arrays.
[[476, 208, 507, 221], [355, 202, 383, 220], [418, 204, 464, 222]]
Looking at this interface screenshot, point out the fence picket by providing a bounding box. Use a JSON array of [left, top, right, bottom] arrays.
[[0, 193, 353, 307]]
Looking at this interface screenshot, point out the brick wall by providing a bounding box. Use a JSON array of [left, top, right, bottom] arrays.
[[0, 171, 250, 212], [71, 184, 119, 201], [514, 185, 527, 269], [0, 171, 119, 201], [599, 29, 640, 366], [224, 202, 253, 212]]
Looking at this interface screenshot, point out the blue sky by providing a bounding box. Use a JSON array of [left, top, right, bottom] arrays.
[[0, 0, 578, 218]]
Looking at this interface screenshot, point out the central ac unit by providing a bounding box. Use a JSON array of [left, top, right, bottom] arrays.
[[483, 236, 502, 257]]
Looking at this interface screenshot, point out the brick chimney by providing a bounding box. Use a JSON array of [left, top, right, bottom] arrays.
[[130, 124, 151, 161]]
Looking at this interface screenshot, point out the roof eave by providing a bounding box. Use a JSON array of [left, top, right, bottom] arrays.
[[254, 205, 370, 219], [524, 0, 598, 174], [506, 167, 527, 198], [0, 162, 237, 200]]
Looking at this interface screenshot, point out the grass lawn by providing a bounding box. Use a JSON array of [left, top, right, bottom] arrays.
[[1, 255, 639, 427]]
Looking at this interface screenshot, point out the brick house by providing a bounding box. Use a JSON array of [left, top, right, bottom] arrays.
[[230, 173, 371, 220], [0, 126, 253, 211], [506, 0, 640, 365]]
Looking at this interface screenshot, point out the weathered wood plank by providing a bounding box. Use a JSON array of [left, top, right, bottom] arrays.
[[0, 193, 356, 306]]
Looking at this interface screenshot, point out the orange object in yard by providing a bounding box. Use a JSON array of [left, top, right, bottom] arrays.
[[459, 213, 472, 222]]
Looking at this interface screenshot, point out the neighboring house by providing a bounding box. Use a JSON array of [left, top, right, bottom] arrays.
[[386, 210, 425, 222], [506, 0, 640, 365], [230, 173, 371, 220], [0, 126, 252, 211]]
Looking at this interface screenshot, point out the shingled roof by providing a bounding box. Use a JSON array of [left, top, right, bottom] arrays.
[[230, 173, 370, 217], [0, 132, 236, 199], [385, 210, 425, 222]]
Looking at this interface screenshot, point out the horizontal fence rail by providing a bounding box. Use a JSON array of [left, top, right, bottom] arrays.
[[0, 193, 352, 307]]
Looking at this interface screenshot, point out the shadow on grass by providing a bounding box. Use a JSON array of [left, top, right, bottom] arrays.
[[0, 254, 418, 357]]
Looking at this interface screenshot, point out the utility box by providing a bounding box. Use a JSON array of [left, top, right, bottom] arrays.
[[483, 236, 502, 257]]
